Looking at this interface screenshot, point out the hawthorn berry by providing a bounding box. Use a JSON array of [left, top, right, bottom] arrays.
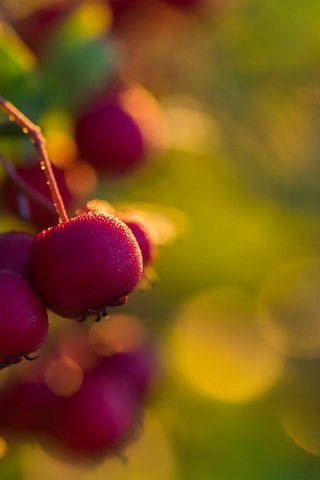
[[0, 271, 48, 367], [0, 314, 161, 458], [125, 220, 156, 267], [97, 346, 158, 399], [28, 211, 143, 319], [75, 93, 147, 176], [0, 231, 33, 276], [46, 371, 141, 458], [2, 162, 73, 229], [0, 380, 56, 436]]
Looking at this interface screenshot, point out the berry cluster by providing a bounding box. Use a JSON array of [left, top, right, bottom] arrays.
[[0, 0, 216, 462], [0, 315, 160, 459], [0, 91, 159, 458], [0, 203, 157, 358]]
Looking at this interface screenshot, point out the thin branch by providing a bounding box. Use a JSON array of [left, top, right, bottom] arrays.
[[0, 96, 68, 223], [0, 152, 56, 215]]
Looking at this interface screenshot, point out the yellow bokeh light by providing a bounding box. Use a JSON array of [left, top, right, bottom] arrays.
[[44, 355, 83, 397], [282, 415, 320, 457], [280, 378, 320, 456], [90, 314, 147, 356], [162, 98, 218, 154], [76, 0, 112, 38], [46, 131, 78, 169], [0, 437, 8, 459], [64, 160, 97, 197], [171, 287, 284, 403], [258, 258, 320, 358], [0, 21, 36, 70], [120, 85, 169, 152], [40, 109, 78, 169]]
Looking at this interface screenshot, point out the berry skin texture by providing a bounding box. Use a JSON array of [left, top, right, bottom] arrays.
[[125, 220, 155, 267], [28, 212, 143, 319], [0, 271, 48, 363], [0, 231, 33, 276], [75, 96, 147, 176]]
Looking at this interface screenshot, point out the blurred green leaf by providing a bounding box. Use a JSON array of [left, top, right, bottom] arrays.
[[41, 3, 116, 111]]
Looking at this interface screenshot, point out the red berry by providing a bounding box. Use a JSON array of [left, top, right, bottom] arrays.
[[28, 212, 143, 318], [47, 372, 141, 457], [0, 271, 48, 365], [125, 220, 155, 266], [0, 231, 33, 276], [75, 94, 147, 176], [0, 380, 56, 436], [2, 162, 73, 229], [98, 345, 158, 399]]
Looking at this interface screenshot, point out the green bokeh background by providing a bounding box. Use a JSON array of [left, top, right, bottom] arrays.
[[2, 0, 320, 478]]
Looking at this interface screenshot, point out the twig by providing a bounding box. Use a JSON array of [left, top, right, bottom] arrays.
[[0, 96, 68, 223], [0, 152, 56, 215]]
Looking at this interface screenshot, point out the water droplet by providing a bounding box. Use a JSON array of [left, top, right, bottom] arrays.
[[22, 127, 28, 134], [40, 165, 46, 170], [8, 115, 14, 122]]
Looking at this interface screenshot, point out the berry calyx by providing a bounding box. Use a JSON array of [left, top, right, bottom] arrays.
[[28, 211, 143, 319], [0, 271, 48, 367]]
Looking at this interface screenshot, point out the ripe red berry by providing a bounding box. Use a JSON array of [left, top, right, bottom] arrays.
[[75, 94, 147, 176], [0, 271, 48, 366], [28, 212, 143, 319], [98, 345, 158, 399], [0, 380, 56, 436], [125, 220, 155, 267], [0, 231, 33, 276], [2, 162, 73, 229], [47, 371, 141, 458]]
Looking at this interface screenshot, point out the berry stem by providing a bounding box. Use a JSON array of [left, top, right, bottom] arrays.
[[0, 96, 68, 223], [0, 152, 56, 215]]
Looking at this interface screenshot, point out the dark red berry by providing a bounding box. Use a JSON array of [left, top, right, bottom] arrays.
[[98, 345, 158, 399], [0, 271, 48, 365], [75, 94, 147, 176], [0, 380, 56, 436], [125, 220, 155, 266], [0, 231, 33, 276], [28, 212, 143, 318], [47, 371, 141, 458], [2, 162, 73, 229]]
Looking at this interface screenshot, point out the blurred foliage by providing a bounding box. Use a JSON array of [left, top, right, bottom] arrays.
[[1, 0, 320, 479]]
